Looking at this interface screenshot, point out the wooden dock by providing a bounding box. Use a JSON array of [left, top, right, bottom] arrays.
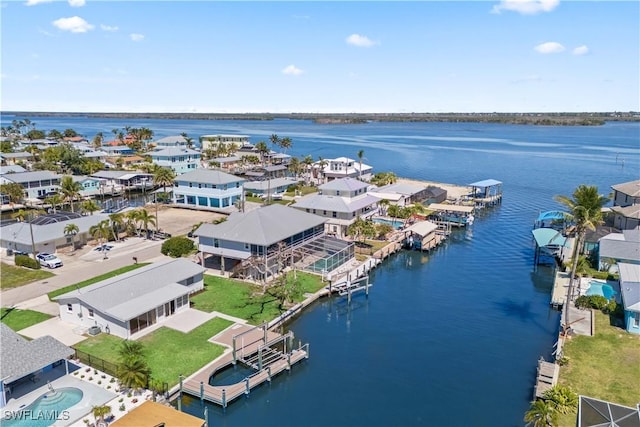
[[180, 323, 309, 408], [550, 271, 571, 309], [533, 358, 559, 399]]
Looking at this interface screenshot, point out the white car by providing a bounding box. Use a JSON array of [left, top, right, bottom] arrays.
[[36, 253, 63, 269]]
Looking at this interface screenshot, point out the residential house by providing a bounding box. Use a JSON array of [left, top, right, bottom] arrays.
[[612, 179, 640, 207], [291, 177, 379, 237], [368, 182, 434, 207], [0, 212, 110, 254], [101, 145, 134, 156], [618, 262, 640, 335], [598, 230, 640, 268], [151, 147, 201, 175], [0, 152, 34, 166], [0, 170, 61, 200], [322, 157, 373, 181], [0, 165, 27, 174], [208, 155, 243, 172], [91, 170, 152, 192], [71, 175, 108, 198], [54, 259, 205, 339], [153, 135, 189, 150], [0, 323, 74, 408], [200, 134, 250, 151], [194, 204, 351, 279], [244, 177, 302, 198], [172, 168, 244, 211]]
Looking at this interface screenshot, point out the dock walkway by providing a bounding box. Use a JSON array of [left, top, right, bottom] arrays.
[[533, 358, 559, 399]]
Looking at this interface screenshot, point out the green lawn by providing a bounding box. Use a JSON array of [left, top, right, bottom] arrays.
[[556, 311, 640, 426], [1, 262, 54, 289], [0, 307, 52, 331], [191, 272, 325, 325], [48, 263, 150, 300], [74, 317, 232, 387], [284, 185, 318, 196]]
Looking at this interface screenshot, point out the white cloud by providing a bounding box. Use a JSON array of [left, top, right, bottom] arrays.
[[100, 24, 118, 32], [346, 34, 377, 47], [52, 16, 94, 33], [491, 0, 560, 15], [572, 45, 589, 55], [130, 33, 144, 42], [534, 41, 565, 54], [282, 64, 303, 76], [68, 0, 85, 7], [26, 0, 54, 6]]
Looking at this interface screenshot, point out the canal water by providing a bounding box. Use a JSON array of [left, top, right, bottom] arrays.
[[2, 115, 638, 425]]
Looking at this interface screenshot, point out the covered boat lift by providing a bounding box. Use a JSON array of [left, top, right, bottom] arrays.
[[532, 228, 568, 265], [403, 220, 441, 251], [469, 179, 503, 207]]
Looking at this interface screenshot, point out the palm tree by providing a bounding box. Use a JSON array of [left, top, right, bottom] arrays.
[[542, 385, 578, 415], [80, 199, 101, 216], [44, 193, 65, 214], [255, 141, 269, 167], [125, 209, 142, 236], [0, 183, 25, 212], [118, 340, 145, 362], [60, 175, 83, 213], [554, 185, 609, 328], [90, 220, 111, 259], [357, 149, 365, 180], [378, 198, 390, 216], [288, 157, 301, 179], [302, 155, 313, 185], [137, 209, 156, 239], [153, 167, 176, 196], [180, 132, 194, 149], [92, 132, 104, 150], [109, 212, 124, 241], [92, 405, 111, 425], [317, 156, 328, 185], [64, 223, 79, 252], [280, 136, 292, 154], [269, 134, 280, 151], [524, 399, 559, 427], [117, 356, 150, 393], [11, 209, 27, 222]]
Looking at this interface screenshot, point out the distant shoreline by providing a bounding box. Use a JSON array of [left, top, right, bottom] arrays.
[[2, 111, 639, 126]]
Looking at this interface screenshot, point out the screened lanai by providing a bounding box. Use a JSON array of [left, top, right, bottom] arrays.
[[578, 395, 640, 427], [291, 235, 354, 274]]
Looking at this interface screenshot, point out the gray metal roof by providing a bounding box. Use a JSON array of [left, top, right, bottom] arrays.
[[376, 182, 425, 196], [194, 204, 326, 246], [611, 205, 640, 220], [1, 213, 110, 245], [0, 165, 27, 174], [618, 263, 640, 312], [469, 179, 502, 188], [244, 177, 299, 191], [54, 258, 204, 322], [1, 170, 61, 183], [92, 170, 140, 179], [0, 323, 74, 384], [292, 194, 379, 213], [319, 177, 368, 192], [611, 180, 640, 197], [154, 135, 188, 144], [263, 165, 286, 172], [599, 232, 640, 262], [176, 168, 244, 185], [0, 152, 33, 159], [152, 147, 200, 156]]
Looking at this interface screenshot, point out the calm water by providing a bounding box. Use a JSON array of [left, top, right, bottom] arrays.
[[2, 115, 639, 426]]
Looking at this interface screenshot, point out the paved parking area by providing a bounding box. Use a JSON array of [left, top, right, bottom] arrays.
[[19, 316, 89, 346]]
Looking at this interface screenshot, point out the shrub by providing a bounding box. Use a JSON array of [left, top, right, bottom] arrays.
[[119, 404, 125, 412], [15, 254, 40, 269], [575, 295, 608, 310], [118, 398, 123, 403], [161, 236, 195, 258]]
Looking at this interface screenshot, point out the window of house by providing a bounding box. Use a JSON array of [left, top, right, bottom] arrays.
[[198, 183, 202, 188], [245, 243, 250, 250], [336, 191, 340, 196], [214, 239, 219, 248], [189, 182, 193, 187], [323, 211, 327, 215], [88, 309, 94, 318], [67, 304, 73, 312], [635, 312, 640, 328], [333, 212, 337, 218]]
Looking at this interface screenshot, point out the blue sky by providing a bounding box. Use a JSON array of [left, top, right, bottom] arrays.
[[1, 0, 638, 113]]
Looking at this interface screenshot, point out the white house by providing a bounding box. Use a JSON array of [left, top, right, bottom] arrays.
[[151, 147, 201, 175], [200, 134, 250, 151], [321, 157, 373, 181], [53, 259, 205, 339], [0, 170, 61, 200], [291, 177, 379, 237], [153, 135, 189, 149], [172, 168, 244, 211]]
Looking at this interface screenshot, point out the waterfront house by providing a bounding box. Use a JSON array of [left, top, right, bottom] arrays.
[[321, 157, 373, 181], [151, 147, 201, 175], [172, 168, 244, 211], [71, 175, 108, 198], [153, 135, 189, 149], [291, 177, 379, 237], [208, 155, 243, 171], [611, 179, 640, 207], [368, 182, 434, 206], [53, 258, 205, 339], [194, 204, 352, 279], [91, 170, 153, 192], [0, 212, 110, 254], [0, 323, 74, 408], [618, 262, 640, 335], [0, 170, 61, 200], [200, 134, 250, 151], [609, 204, 640, 230], [0, 152, 34, 166], [100, 145, 134, 156], [597, 230, 640, 268], [0, 165, 27, 174]]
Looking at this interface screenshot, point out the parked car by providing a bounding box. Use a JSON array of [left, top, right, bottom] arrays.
[[36, 253, 63, 268]]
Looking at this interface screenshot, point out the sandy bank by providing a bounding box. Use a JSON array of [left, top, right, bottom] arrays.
[[396, 177, 472, 200]]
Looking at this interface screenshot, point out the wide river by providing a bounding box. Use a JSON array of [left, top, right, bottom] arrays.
[[2, 115, 639, 426]]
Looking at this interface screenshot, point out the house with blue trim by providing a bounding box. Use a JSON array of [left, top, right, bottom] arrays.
[[72, 175, 107, 198], [151, 147, 201, 175], [618, 262, 640, 335], [153, 135, 189, 149], [172, 168, 244, 211], [0, 170, 61, 200]]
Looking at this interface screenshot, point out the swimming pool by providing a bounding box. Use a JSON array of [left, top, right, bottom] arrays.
[[372, 218, 403, 229], [586, 282, 617, 301], [1, 387, 83, 427]]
